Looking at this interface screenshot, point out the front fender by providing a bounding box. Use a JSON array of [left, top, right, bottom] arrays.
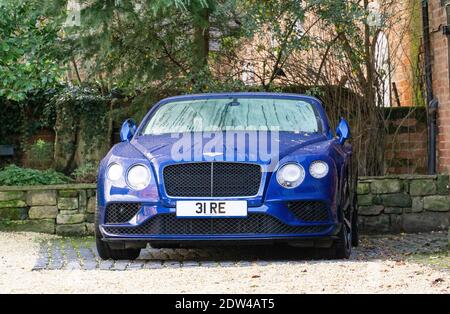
[[97, 143, 160, 209]]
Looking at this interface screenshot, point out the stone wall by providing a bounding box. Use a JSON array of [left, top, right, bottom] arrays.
[[358, 175, 450, 234], [0, 184, 96, 236], [1, 176, 449, 236]]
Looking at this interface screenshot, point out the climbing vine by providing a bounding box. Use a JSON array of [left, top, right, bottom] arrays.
[[44, 86, 110, 172]]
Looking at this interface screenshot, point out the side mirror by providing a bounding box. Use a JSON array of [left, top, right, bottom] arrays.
[[336, 118, 350, 145], [120, 119, 137, 142]]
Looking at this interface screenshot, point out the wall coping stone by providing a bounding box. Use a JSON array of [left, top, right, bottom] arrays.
[[0, 184, 96, 192], [359, 175, 439, 181]]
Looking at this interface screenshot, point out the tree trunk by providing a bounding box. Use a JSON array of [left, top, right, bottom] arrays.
[[74, 119, 110, 169], [192, 7, 210, 73], [363, 0, 385, 176], [53, 112, 78, 173]]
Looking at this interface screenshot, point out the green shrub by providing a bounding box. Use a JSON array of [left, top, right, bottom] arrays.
[[26, 139, 54, 169], [71, 162, 98, 183], [0, 165, 72, 186]]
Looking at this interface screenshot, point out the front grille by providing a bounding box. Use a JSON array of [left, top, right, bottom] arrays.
[[103, 214, 328, 235], [288, 201, 329, 222], [163, 162, 262, 197], [105, 203, 141, 224]]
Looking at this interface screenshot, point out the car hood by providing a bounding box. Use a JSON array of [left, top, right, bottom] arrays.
[[129, 131, 330, 167]]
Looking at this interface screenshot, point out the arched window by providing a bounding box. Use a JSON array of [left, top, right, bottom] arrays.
[[64, 0, 81, 27], [374, 31, 391, 107], [294, 20, 305, 38], [242, 62, 255, 85]]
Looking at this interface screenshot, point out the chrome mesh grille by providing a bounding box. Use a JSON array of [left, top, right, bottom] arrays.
[[163, 162, 262, 197]]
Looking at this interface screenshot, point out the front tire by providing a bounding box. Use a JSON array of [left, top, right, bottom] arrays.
[[333, 223, 352, 259], [330, 168, 353, 259], [351, 207, 359, 247], [349, 162, 359, 247], [95, 205, 141, 260]]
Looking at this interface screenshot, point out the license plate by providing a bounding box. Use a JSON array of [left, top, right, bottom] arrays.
[[176, 201, 247, 218]]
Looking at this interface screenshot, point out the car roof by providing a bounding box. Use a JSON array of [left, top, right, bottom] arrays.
[[159, 92, 322, 104]]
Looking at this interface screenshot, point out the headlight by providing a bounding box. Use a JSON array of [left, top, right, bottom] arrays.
[[107, 163, 123, 182], [127, 164, 151, 190], [309, 161, 329, 179], [276, 163, 305, 189]]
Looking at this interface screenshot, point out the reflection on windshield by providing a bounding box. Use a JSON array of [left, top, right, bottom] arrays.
[[142, 98, 320, 135]]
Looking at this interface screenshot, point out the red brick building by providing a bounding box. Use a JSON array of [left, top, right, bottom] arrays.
[[427, 0, 450, 173]]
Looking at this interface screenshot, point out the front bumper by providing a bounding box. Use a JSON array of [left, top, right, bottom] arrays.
[[99, 201, 339, 241]]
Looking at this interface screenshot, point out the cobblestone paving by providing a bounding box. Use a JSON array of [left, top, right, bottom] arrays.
[[32, 232, 449, 271]]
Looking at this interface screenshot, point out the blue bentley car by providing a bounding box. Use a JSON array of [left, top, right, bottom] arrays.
[[95, 93, 358, 260]]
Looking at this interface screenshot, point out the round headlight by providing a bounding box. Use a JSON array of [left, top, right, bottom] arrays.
[[310, 161, 329, 179], [276, 163, 305, 189], [127, 164, 151, 190], [107, 163, 123, 182]]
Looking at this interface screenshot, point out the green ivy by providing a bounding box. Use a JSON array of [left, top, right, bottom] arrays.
[[0, 165, 72, 186], [0, 87, 60, 151], [0, 98, 22, 145], [44, 86, 109, 156]]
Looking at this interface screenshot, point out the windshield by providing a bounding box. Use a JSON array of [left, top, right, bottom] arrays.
[[141, 98, 321, 135]]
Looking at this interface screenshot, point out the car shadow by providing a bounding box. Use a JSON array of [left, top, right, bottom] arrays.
[[136, 232, 449, 263], [138, 245, 346, 262]]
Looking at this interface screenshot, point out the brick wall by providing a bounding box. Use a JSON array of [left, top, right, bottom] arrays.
[[384, 107, 428, 174], [389, 0, 416, 107], [21, 128, 55, 169], [429, 0, 450, 172]]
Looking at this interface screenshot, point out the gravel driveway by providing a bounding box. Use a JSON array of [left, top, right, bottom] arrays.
[[0, 231, 449, 293]]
